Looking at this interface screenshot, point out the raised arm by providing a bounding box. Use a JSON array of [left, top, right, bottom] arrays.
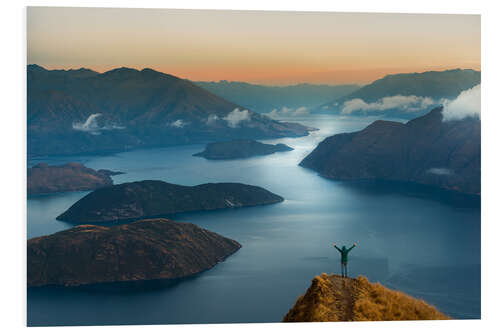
[[347, 242, 357, 252], [333, 244, 342, 252]]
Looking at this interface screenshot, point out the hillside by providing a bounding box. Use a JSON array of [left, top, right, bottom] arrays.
[[300, 107, 480, 194], [283, 273, 449, 322], [28, 162, 122, 195], [316, 69, 480, 118], [27, 65, 313, 156], [193, 139, 293, 160], [57, 180, 284, 223], [27, 218, 241, 287], [194, 80, 360, 113]]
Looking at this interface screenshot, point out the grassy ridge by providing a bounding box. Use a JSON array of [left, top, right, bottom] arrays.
[[283, 273, 449, 322]]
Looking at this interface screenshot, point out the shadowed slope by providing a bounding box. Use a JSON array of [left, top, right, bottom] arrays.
[[300, 107, 480, 194]]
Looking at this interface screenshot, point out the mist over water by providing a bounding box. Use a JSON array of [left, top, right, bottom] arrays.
[[27, 114, 480, 325]]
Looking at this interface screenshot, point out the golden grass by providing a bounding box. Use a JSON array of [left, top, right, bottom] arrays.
[[283, 273, 449, 322], [352, 276, 449, 321]]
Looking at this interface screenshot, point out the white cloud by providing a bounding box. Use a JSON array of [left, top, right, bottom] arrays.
[[206, 114, 219, 125], [442, 84, 481, 121], [72, 113, 102, 134], [72, 113, 125, 135], [223, 108, 251, 128], [265, 106, 309, 118], [169, 119, 188, 128], [294, 106, 309, 115], [427, 168, 454, 176], [341, 95, 437, 114]]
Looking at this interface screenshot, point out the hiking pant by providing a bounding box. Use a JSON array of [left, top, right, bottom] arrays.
[[341, 262, 348, 277]]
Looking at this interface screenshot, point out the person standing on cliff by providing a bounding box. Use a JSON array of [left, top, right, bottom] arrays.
[[333, 242, 357, 278]]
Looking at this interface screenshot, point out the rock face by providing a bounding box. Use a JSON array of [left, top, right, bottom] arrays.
[[27, 64, 312, 156], [27, 218, 241, 287], [57, 180, 284, 223], [300, 107, 480, 194], [193, 140, 293, 160], [27, 162, 123, 195], [283, 273, 449, 322]]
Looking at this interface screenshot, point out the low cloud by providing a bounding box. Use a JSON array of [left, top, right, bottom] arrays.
[[73, 113, 125, 135], [206, 114, 219, 125], [169, 119, 188, 128], [223, 108, 251, 128], [266, 106, 310, 118], [341, 95, 436, 115], [442, 84, 481, 121], [427, 168, 454, 176], [294, 106, 309, 115]]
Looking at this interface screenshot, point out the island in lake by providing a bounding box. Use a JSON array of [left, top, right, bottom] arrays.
[[283, 273, 449, 322], [57, 180, 284, 223], [28, 162, 124, 195], [300, 107, 480, 195], [193, 139, 293, 160], [27, 218, 241, 287]]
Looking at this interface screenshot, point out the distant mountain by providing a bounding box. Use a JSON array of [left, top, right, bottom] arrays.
[[193, 139, 293, 160], [28, 65, 313, 156], [283, 273, 449, 322], [194, 80, 360, 113], [57, 180, 284, 223], [300, 107, 480, 194], [28, 218, 241, 287], [28, 162, 123, 195], [316, 69, 481, 118]]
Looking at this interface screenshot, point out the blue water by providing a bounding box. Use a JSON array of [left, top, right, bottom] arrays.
[[27, 115, 480, 325]]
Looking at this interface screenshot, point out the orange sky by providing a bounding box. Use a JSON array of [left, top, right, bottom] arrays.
[[27, 7, 480, 85]]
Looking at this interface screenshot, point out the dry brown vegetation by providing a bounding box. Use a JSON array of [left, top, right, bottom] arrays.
[[283, 273, 449, 322]]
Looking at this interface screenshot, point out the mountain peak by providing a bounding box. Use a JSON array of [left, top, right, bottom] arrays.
[[283, 273, 449, 322], [101, 67, 139, 76], [27, 64, 47, 72]]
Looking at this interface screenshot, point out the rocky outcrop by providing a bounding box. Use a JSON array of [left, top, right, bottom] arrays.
[[27, 218, 241, 287], [57, 180, 284, 223], [27, 162, 123, 195], [193, 140, 293, 160], [283, 273, 449, 322], [300, 107, 480, 194]]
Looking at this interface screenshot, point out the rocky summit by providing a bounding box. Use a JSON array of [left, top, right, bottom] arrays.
[[283, 273, 449, 322]]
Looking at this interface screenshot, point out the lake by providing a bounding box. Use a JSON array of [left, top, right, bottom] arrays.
[[27, 115, 481, 326]]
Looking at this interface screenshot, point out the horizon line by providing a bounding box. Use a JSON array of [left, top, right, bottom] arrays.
[[27, 63, 481, 87]]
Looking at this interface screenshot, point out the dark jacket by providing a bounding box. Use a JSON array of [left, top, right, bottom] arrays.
[[334, 244, 356, 263]]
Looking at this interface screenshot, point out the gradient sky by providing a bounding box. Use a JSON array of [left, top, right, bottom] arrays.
[[27, 7, 480, 85]]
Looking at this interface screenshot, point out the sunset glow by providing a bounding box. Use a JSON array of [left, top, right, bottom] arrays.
[[27, 7, 480, 85]]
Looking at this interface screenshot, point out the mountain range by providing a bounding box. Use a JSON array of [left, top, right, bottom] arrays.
[[194, 80, 360, 113], [28, 65, 313, 156], [316, 69, 481, 119]]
